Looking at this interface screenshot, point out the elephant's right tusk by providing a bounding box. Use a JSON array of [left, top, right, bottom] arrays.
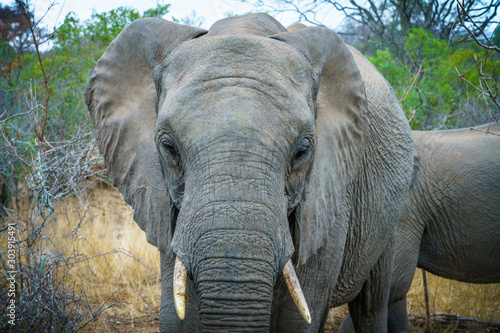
[[173, 257, 188, 320], [283, 259, 312, 324]]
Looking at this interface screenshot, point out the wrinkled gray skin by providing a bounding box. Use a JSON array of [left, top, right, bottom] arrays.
[[85, 14, 413, 332], [341, 123, 500, 332]]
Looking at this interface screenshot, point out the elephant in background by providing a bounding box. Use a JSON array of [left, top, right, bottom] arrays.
[[85, 14, 414, 332], [340, 123, 500, 332]]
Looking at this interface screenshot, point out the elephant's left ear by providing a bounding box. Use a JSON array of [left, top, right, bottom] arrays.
[[272, 27, 370, 265], [85, 19, 207, 255]]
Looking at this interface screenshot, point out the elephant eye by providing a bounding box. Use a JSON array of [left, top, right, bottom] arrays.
[[293, 147, 309, 161], [163, 142, 177, 156], [291, 138, 312, 169], [160, 135, 181, 165]]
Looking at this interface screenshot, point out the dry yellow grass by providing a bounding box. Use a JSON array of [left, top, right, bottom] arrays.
[[34, 182, 162, 331], [406, 270, 500, 331], [326, 255, 500, 331], [12, 183, 500, 331], [408, 270, 500, 321]]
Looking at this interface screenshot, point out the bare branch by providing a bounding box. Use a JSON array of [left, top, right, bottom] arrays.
[[456, 0, 500, 52], [0, 104, 42, 123], [469, 127, 500, 136], [400, 63, 422, 104]]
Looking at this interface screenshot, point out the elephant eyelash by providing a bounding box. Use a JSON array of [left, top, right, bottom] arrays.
[[159, 135, 182, 166], [295, 147, 310, 159], [291, 148, 309, 168], [163, 141, 177, 155], [291, 138, 313, 169]]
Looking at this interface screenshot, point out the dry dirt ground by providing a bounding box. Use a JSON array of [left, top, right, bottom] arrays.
[[96, 309, 500, 333]]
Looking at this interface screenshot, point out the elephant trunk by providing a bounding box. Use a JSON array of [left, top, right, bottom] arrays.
[[170, 147, 309, 329], [192, 230, 277, 332]]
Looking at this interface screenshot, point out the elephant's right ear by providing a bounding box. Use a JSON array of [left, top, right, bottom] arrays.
[[272, 27, 369, 266], [85, 18, 207, 255]]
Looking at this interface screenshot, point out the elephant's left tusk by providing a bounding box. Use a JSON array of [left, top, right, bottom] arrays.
[[173, 257, 188, 320], [283, 259, 312, 324]]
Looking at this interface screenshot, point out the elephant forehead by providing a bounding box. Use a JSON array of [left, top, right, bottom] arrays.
[[164, 35, 314, 93], [160, 36, 315, 124], [158, 84, 313, 155], [155, 36, 317, 158]]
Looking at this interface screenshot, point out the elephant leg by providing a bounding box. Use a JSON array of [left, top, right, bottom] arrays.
[[270, 270, 333, 332], [348, 240, 393, 332], [341, 213, 423, 332], [159, 252, 200, 332], [271, 247, 336, 332], [336, 298, 403, 333], [386, 217, 423, 333], [387, 296, 410, 332], [386, 260, 418, 333], [338, 313, 355, 333]]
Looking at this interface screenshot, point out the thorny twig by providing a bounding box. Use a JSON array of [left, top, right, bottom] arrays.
[[455, 56, 500, 114], [456, 0, 500, 53], [14, 0, 90, 143], [0, 104, 42, 123], [469, 127, 500, 136], [16, 0, 51, 142], [400, 63, 423, 104], [406, 87, 424, 124], [401, 63, 423, 124]]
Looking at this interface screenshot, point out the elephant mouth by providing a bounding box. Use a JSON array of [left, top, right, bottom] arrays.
[[173, 256, 311, 324], [169, 196, 311, 325], [288, 207, 300, 258]]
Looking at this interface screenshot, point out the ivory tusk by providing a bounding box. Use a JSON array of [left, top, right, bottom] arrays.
[[283, 259, 312, 325], [173, 257, 188, 320]]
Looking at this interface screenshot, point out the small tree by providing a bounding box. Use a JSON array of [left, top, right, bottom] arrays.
[[455, 0, 499, 129]]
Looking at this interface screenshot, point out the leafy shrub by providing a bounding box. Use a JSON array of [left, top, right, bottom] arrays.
[[368, 28, 499, 129]]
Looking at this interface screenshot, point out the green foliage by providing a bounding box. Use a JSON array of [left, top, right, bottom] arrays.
[[56, 12, 81, 47], [368, 49, 408, 86], [84, 7, 140, 46], [367, 28, 498, 129], [1, 3, 172, 142], [83, 3, 169, 46], [0, 3, 172, 212], [143, 3, 171, 18]]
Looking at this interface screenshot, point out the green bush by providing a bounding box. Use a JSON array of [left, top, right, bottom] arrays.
[[368, 28, 499, 129]]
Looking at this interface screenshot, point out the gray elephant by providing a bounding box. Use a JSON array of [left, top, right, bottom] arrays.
[[340, 123, 500, 332], [85, 14, 414, 332]]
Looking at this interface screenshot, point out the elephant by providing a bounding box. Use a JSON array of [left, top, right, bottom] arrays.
[[340, 123, 500, 332], [85, 14, 414, 332]]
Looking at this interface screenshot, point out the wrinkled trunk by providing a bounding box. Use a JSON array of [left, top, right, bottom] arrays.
[[171, 147, 294, 331], [176, 196, 290, 331], [197, 278, 272, 331], [194, 234, 275, 331]]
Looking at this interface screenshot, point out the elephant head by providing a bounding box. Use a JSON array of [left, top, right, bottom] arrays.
[[85, 14, 410, 331]]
